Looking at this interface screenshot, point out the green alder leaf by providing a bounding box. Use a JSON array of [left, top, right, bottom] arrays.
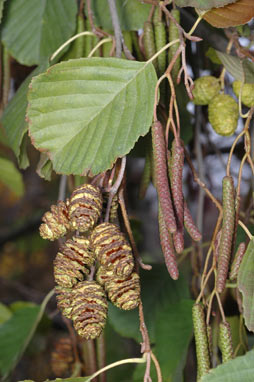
[[133, 299, 193, 382], [175, 0, 237, 10], [1, 0, 77, 66], [2, 61, 49, 167], [108, 264, 190, 342], [0, 290, 53, 379], [0, 157, 24, 197], [87, 0, 152, 31], [0, 303, 12, 325], [27, 58, 157, 176], [36, 153, 53, 181], [201, 349, 254, 381], [238, 239, 254, 332], [216, 51, 254, 83]]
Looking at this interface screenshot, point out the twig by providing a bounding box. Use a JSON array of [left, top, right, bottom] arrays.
[[195, 106, 205, 236], [238, 220, 253, 240], [107, 0, 122, 58], [88, 37, 112, 57], [151, 351, 162, 382], [118, 187, 152, 270], [86, 0, 108, 38], [104, 157, 126, 222], [58, 175, 67, 201], [82, 339, 98, 380], [96, 333, 107, 382], [63, 316, 81, 369]]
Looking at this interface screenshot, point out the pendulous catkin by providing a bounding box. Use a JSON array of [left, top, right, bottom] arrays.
[[192, 303, 210, 378], [158, 206, 178, 280], [183, 201, 202, 242], [152, 121, 177, 233], [229, 242, 246, 280], [217, 176, 235, 293], [219, 321, 234, 363]]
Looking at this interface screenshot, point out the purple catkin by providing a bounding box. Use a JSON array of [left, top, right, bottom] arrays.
[[217, 176, 235, 293], [214, 230, 222, 262], [229, 242, 246, 280], [152, 121, 177, 233], [170, 140, 185, 253], [158, 206, 179, 280], [183, 201, 202, 242]]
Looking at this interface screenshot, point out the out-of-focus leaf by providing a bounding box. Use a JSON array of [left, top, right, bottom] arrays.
[[216, 51, 254, 84], [202, 0, 254, 28], [2, 61, 49, 167], [0, 305, 40, 378], [133, 299, 193, 382], [108, 265, 190, 342], [27, 58, 157, 176], [36, 154, 53, 181], [206, 47, 222, 65], [175, 0, 236, 10], [238, 239, 254, 332], [0, 157, 24, 197], [87, 0, 152, 31], [201, 349, 254, 381], [227, 316, 246, 356], [0, 303, 12, 325], [1, 0, 77, 66], [0, 290, 54, 379]]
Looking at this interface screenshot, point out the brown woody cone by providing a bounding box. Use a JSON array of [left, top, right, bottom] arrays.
[[69, 184, 103, 232], [54, 236, 95, 288], [90, 222, 134, 278], [39, 200, 70, 241], [105, 272, 141, 310], [55, 285, 73, 319], [51, 337, 74, 377], [71, 281, 108, 340]]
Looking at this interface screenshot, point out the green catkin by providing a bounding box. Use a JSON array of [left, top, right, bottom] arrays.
[[206, 325, 213, 362], [130, 31, 144, 61], [229, 242, 246, 280], [192, 303, 210, 379], [168, 9, 181, 83], [219, 321, 234, 363], [122, 31, 133, 54], [143, 21, 158, 71], [154, 11, 167, 76], [217, 176, 235, 293]]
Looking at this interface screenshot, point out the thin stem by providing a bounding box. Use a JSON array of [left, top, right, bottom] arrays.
[[86, 355, 147, 382], [104, 157, 126, 222], [206, 289, 216, 325], [226, 131, 245, 177], [107, 0, 122, 58], [50, 31, 95, 61], [58, 175, 67, 201], [82, 340, 98, 379], [146, 39, 180, 66], [151, 351, 162, 382], [196, 264, 214, 303], [238, 220, 253, 240], [119, 187, 152, 270], [215, 291, 226, 322], [96, 332, 107, 382], [195, 106, 205, 236], [186, 15, 203, 37], [62, 316, 81, 368], [88, 37, 112, 57]]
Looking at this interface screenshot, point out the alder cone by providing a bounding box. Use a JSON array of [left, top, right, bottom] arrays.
[[71, 281, 108, 340], [192, 76, 220, 105], [51, 337, 74, 377], [233, 81, 254, 108], [105, 272, 141, 310], [69, 184, 103, 232], [96, 265, 114, 286], [54, 236, 95, 288], [55, 285, 73, 319], [39, 200, 70, 241], [90, 222, 134, 277], [219, 321, 234, 363], [192, 303, 210, 378], [208, 94, 238, 136], [217, 176, 235, 293]]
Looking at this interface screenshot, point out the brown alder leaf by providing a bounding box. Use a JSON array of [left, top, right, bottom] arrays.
[[201, 0, 254, 28]]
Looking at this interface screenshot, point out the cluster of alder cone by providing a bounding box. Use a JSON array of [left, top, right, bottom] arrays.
[[39, 183, 140, 340]]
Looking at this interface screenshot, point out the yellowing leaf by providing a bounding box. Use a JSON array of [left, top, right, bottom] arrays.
[[203, 0, 254, 28]]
